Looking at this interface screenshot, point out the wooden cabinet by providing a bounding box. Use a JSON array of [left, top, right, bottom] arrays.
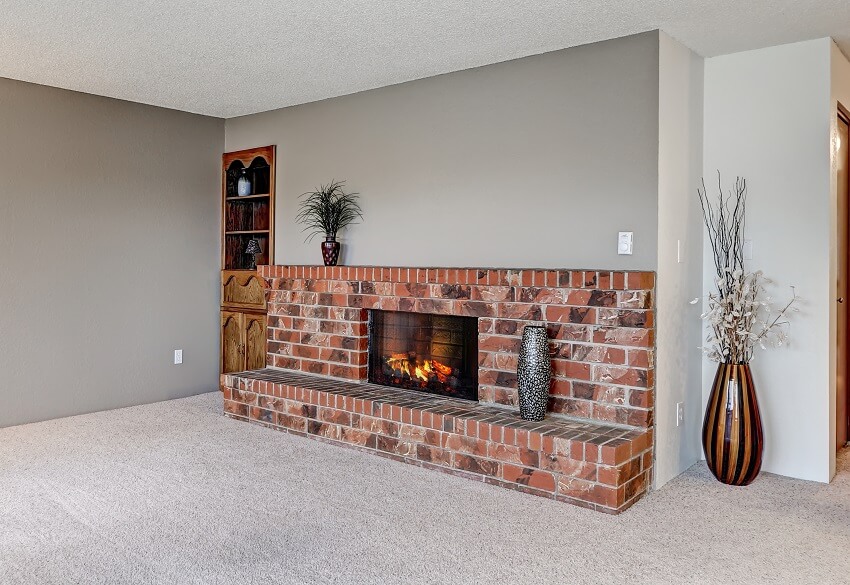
[[220, 146, 275, 374], [221, 311, 245, 374], [244, 313, 267, 370], [221, 311, 267, 373], [222, 269, 266, 310]]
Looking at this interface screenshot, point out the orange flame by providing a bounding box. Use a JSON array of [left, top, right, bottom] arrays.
[[386, 353, 452, 384]]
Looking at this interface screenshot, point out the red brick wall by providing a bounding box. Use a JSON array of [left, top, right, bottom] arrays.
[[259, 266, 655, 428]]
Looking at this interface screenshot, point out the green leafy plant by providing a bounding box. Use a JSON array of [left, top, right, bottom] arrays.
[[295, 180, 363, 242]]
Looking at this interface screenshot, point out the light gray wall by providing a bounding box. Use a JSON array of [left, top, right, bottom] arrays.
[[703, 39, 832, 482], [654, 33, 704, 488], [225, 32, 660, 270], [0, 77, 223, 428]]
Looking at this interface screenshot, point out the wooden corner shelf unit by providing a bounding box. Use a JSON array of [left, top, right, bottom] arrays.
[[220, 145, 276, 373]]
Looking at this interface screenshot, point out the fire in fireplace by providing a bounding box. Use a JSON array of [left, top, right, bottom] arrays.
[[368, 310, 478, 401]]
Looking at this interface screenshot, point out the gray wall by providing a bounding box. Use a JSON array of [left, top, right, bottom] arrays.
[[0, 77, 223, 428], [225, 32, 660, 270], [654, 33, 705, 488]]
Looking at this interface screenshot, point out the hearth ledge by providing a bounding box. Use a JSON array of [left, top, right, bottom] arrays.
[[222, 367, 653, 514]]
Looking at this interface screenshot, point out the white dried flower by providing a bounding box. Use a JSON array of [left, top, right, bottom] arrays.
[[697, 173, 799, 363], [697, 271, 798, 363]]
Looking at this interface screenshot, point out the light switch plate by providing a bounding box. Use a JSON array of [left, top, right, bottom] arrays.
[[174, 349, 183, 365], [743, 239, 753, 260], [618, 232, 633, 255]]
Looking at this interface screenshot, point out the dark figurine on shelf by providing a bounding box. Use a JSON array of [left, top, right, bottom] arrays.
[[244, 238, 262, 270]]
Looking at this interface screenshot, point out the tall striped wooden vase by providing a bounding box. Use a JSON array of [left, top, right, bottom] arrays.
[[702, 362, 764, 486]]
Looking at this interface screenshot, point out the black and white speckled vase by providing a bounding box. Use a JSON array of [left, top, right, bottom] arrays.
[[517, 325, 551, 421]]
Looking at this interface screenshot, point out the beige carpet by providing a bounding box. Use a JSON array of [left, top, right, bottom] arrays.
[[0, 392, 847, 585]]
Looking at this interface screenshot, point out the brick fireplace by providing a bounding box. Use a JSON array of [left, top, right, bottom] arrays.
[[222, 265, 655, 513], [368, 310, 479, 400]]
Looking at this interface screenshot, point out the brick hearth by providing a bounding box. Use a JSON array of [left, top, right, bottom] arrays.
[[223, 368, 652, 513], [221, 265, 656, 513]]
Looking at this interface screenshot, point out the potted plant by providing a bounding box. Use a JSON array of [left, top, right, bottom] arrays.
[[696, 174, 797, 486], [295, 180, 363, 266]]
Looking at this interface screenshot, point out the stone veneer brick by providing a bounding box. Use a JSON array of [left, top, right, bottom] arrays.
[[259, 265, 655, 428], [222, 368, 653, 514]]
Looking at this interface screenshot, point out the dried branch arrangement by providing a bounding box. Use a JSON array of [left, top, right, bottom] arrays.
[[696, 173, 798, 363]]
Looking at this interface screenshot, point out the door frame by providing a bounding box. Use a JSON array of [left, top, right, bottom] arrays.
[[838, 102, 850, 449]]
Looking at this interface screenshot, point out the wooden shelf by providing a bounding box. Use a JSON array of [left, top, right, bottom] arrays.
[[222, 146, 275, 270], [225, 194, 270, 201], [220, 145, 276, 374]]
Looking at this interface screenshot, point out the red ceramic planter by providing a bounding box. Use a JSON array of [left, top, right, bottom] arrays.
[[321, 237, 340, 266]]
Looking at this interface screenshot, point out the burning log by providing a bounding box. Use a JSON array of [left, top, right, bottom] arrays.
[[383, 353, 453, 386]]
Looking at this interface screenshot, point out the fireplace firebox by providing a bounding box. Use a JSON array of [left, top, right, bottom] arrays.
[[368, 310, 478, 401]]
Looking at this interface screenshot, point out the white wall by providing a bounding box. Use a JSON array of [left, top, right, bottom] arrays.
[[654, 33, 705, 488], [703, 39, 833, 482], [225, 32, 660, 271], [830, 42, 850, 478]]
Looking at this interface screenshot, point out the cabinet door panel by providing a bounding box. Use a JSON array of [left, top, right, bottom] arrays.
[[244, 313, 267, 371], [221, 311, 245, 373], [222, 270, 266, 309]]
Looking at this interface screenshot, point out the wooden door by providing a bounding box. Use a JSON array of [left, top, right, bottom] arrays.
[[221, 311, 245, 374], [244, 313, 267, 371], [839, 108, 850, 449]]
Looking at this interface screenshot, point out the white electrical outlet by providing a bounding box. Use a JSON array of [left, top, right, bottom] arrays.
[[677, 239, 682, 263], [174, 350, 183, 365], [676, 402, 684, 427], [618, 232, 633, 255]]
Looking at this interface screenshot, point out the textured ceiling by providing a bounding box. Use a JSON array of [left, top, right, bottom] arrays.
[[1, 1, 848, 118]]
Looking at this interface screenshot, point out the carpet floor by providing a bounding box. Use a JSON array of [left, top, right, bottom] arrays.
[[0, 392, 847, 585]]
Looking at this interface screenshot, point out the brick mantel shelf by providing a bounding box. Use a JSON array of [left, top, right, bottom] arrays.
[[222, 265, 656, 513]]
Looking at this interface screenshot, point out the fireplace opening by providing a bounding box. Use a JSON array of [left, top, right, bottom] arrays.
[[368, 310, 478, 401]]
